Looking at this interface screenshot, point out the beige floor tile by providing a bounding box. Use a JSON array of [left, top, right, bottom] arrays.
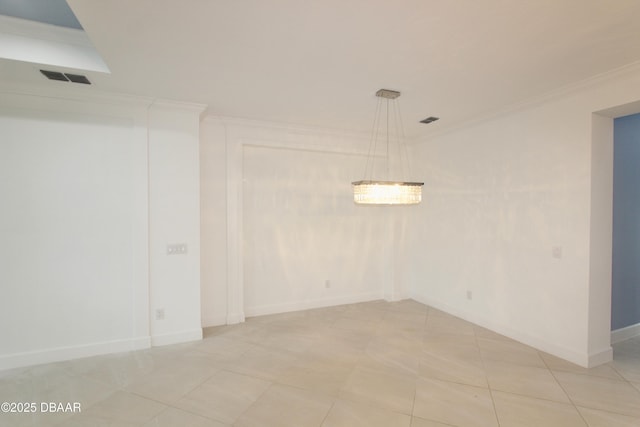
[[413, 377, 498, 426], [426, 313, 475, 336], [383, 309, 428, 325], [554, 371, 640, 417], [235, 383, 333, 427], [377, 321, 426, 341], [473, 325, 514, 342], [361, 341, 421, 377], [339, 309, 387, 323], [577, 406, 640, 427], [484, 359, 569, 402], [322, 399, 411, 427], [1, 368, 117, 426], [339, 365, 416, 414], [345, 300, 390, 312], [613, 337, 640, 356], [356, 354, 418, 380], [257, 327, 319, 354], [410, 416, 457, 427], [1, 363, 113, 403], [293, 350, 359, 375], [225, 346, 298, 380], [191, 335, 257, 362], [79, 351, 166, 389], [310, 328, 372, 354], [387, 299, 429, 314], [332, 316, 381, 334], [369, 333, 425, 356], [492, 390, 587, 427], [0, 411, 35, 427], [171, 349, 226, 373], [418, 351, 487, 388], [540, 353, 623, 380], [276, 363, 349, 395], [422, 332, 480, 357], [611, 355, 640, 383], [56, 414, 139, 426], [174, 370, 270, 424], [76, 390, 166, 424], [209, 323, 269, 346], [125, 362, 213, 404], [142, 407, 229, 426], [246, 310, 309, 325], [477, 337, 546, 368]]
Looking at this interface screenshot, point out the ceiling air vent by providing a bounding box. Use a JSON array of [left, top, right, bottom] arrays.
[[65, 73, 91, 84], [40, 69, 91, 85], [420, 116, 439, 124], [40, 70, 67, 82]]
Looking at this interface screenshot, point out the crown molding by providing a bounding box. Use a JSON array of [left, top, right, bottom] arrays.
[[0, 80, 206, 114], [202, 113, 370, 141], [415, 60, 640, 144]]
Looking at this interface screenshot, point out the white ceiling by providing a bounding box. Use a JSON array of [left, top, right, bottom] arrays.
[[3, 0, 640, 138]]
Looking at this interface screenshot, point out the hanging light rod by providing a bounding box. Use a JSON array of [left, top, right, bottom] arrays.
[[351, 89, 424, 205]]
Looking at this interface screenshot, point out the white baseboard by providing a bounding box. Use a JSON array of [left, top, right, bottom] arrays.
[[588, 346, 614, 367], [202, 314, 228, 328], [244, 292, 383, 318], [226, 312, 246, 325], [151, 328, 203, 347], [409, 291, 597, 368], [0, 336, 151, 372], [611, 323, 640, 344]]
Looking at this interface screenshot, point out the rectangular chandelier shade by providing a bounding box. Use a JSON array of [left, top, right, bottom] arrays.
[[352, 180, 423, 205]]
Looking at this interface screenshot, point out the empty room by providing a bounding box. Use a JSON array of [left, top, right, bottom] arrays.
[[1, 0, 640, 426]]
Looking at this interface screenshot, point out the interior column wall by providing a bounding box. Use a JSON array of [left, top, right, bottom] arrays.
[[148, 101, 204, 345]]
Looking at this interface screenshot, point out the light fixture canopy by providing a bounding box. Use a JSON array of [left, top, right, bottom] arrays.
[[352, 89, 424, 205]]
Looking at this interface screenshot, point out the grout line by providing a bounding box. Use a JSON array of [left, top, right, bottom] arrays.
[[539, 351, 590, 426], [318, 401, 336, 427], [473, 323, 502, 427]]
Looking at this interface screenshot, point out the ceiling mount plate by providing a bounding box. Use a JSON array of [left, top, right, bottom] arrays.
[[420, 116, 439, 124], [376, 89, 400, 99]]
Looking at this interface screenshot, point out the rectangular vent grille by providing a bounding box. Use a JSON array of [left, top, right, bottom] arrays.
[[65, 73, 91, 84], [40, 70, 67, 81], [420, 116, 439, 124], [40, 69, 91, 85]]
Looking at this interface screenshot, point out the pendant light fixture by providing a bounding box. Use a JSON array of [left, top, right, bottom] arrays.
[[352, 89, 424, 205]]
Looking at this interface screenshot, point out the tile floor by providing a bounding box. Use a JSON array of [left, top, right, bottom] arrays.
[[1, 299, 640, 426]]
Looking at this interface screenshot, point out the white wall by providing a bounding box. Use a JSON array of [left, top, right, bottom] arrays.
[[200, 118, 406, 325], [408, 63, 640, 367], [0, 86, 203, 370]]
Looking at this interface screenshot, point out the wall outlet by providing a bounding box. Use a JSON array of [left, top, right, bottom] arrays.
[[167, 243, 188, 255], [155, 308, 165, 320], [325, 280, 331, 289], [552, 246, 562, 259], [466, 290, 473, 300]]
